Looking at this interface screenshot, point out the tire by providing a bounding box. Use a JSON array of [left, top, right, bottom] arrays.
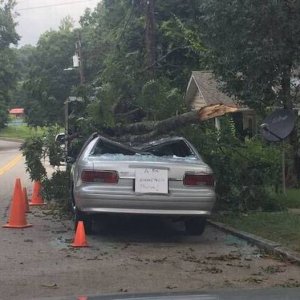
[[74, 208, 93, 235], [185, 217, 207, 236], [68, 181, 75, 213]]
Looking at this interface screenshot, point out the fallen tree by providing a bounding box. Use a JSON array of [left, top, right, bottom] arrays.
[[112, 104, 238, 143], [114, 111, 199, 141]]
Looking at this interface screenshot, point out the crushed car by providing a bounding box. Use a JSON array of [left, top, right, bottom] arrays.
[[70, 133, 216, 235]]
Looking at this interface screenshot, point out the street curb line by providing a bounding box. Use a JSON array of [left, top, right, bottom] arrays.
[[208, 220, 300, 265], [0, 137, 24, 143]]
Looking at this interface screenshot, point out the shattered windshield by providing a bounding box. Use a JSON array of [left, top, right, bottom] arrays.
[[90, 137, 196, 159]]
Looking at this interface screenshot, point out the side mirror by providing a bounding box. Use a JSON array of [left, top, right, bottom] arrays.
[[55, 133, 66, 145], [66, 156, 76, 164]]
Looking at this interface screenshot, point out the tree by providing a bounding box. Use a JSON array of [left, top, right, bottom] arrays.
[[24, 20, 79, 127], [10, 45, 35, 107], [77, 0, 203, 132], [200, 0, 300, 184], [0, 0, 19, 127], [144, 0, 156, 78], [200, 0, 300, 111], [17, 1, 204, 133], [19, 0, 285, 211]]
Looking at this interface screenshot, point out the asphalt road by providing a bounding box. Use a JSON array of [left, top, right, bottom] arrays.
[[0, 140, 31, 219], [1, 140, 300, 300]]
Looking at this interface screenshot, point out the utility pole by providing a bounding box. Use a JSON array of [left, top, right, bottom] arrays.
[[144, 0, 156, 78], [75, 31, 85, 84]]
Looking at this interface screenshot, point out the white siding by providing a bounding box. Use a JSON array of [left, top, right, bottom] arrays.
[[191, 90, 206, 110]]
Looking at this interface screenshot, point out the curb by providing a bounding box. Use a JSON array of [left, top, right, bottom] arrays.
[[208, 220, 300, 265], [0, 137, 24, 143]]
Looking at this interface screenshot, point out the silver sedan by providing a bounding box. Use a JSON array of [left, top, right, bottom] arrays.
[[70, 134, 216, 235]]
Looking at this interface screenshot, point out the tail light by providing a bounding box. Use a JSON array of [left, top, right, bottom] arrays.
[[81, 170, 119, 184], [183, 173, 214, 187]]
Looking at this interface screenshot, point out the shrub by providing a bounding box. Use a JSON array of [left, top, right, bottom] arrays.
[[21, 136, 47, 181], [21, 126, 68, 206], [42, 170, 70, 206], [181, 117, 282, 212]]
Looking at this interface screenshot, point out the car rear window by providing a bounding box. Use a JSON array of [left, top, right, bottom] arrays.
[[90, 137, 196, 159], [142, 140, 194, 158]]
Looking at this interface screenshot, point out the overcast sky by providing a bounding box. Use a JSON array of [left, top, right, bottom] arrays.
[[14, 0, 99, 46]]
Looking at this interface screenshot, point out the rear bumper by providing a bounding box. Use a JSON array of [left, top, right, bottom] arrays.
[[74, 186, 216, 216], [76, 207, 212, 215]]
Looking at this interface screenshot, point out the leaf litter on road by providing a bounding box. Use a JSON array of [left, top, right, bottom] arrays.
[[41, 283, 59, 289], [166, 285, 177, 290], [202, 266, 223, 274], [205, 253, 242, 261], [226, 263, 250, 269], [261, 265, 286, 274], [152, 256, 167, 263], [86, 255, 103, 261], [240, 277, 265, 284], [275, 278, 300, 288], [23, 239, 33, 242]]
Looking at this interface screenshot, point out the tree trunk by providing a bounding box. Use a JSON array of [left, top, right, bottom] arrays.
[[113, 110, 201, 143], [144, 0, 156, 78], [280, 64, 300, 186], [281, 65, 292, 108]]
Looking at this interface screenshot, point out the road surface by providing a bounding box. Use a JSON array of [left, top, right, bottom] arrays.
[[0, 139, 300, 299]]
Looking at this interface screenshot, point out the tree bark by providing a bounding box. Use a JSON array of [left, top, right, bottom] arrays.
[[281, 65, 292, 108], [113, 110, 200, 143], [280, 64, 300, 186], [144, 0, 156, 78]]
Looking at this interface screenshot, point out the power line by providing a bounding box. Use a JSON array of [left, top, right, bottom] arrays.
[[16, 0, 97, 11]]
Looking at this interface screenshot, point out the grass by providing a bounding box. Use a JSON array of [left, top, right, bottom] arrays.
[[0, 124, 45, 139], [275, 189, 300, 209], [214, 188, 300, 252], [215, 211, 300, 252]]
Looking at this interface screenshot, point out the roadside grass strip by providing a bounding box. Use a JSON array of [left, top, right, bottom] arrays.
[[214, 211, 300, 253]]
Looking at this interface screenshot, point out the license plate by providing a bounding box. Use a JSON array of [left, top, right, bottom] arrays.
[[135, 168, 168, 194]]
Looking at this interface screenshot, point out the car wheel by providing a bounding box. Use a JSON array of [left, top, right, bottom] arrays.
[[74, 208, 93, 235], [185, 217, 206, 236], [69, 182, 76, 213]]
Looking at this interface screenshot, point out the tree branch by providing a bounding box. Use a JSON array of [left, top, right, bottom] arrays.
[[141, 46, 191, 73]]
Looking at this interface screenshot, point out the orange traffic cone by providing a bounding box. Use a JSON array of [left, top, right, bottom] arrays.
[[29, 181, 45, 206], [23, 187, 30, 213], [71, 221, 88, 247], [3, 178, 32, 228]]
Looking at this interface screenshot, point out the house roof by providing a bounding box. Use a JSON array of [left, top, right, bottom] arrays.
[[9, 108, 24, 114], [185, 71, 238, 109]]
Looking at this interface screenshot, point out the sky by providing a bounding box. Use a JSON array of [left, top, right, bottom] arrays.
[[14, 0, 99, 46]]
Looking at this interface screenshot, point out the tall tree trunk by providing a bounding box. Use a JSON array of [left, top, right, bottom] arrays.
[[281, 65, 292, 108], [144, 0, 156, 78], [281, 64, 300, 186]]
